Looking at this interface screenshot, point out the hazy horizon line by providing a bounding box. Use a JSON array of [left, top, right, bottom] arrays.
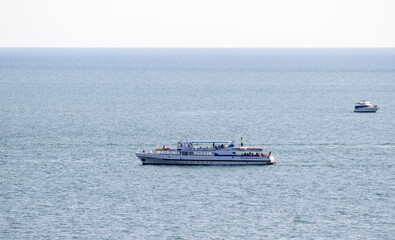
[[1, 46, 395, 49]]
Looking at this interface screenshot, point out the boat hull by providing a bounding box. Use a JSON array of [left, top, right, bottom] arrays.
[[136, 153, 275, 165], [354, 107, 379, 113]]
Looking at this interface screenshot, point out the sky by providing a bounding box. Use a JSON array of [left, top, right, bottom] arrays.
[[1, 0, 395, 47]]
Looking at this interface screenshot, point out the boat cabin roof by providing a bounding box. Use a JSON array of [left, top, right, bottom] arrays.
[[356, 100, 371, 104], [189, 140, 232, 144]]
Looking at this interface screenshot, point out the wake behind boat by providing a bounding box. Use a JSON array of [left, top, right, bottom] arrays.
[[136, 138, 275, 165]]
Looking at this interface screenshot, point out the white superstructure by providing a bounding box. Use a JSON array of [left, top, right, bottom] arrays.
[[354, 100, 379, 113], [136, 139, 275, 165]]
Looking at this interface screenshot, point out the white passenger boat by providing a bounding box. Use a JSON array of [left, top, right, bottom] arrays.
[[136, 139, 275, 165], [354, 100, 379, 113]]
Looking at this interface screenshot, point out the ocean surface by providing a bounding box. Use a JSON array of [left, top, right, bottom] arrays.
[[1, 48, 394, 239]]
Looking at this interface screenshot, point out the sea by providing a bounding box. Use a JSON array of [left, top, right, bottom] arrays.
[[1, 48, 394, 239]]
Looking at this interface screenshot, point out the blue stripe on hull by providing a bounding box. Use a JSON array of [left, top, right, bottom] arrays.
[[142, 163, 274, 165], [139, 157, 274, 165], [142, 161, 274, 165]]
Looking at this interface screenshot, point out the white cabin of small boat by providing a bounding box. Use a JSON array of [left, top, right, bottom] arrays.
[[354, 100, 379, 112]]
